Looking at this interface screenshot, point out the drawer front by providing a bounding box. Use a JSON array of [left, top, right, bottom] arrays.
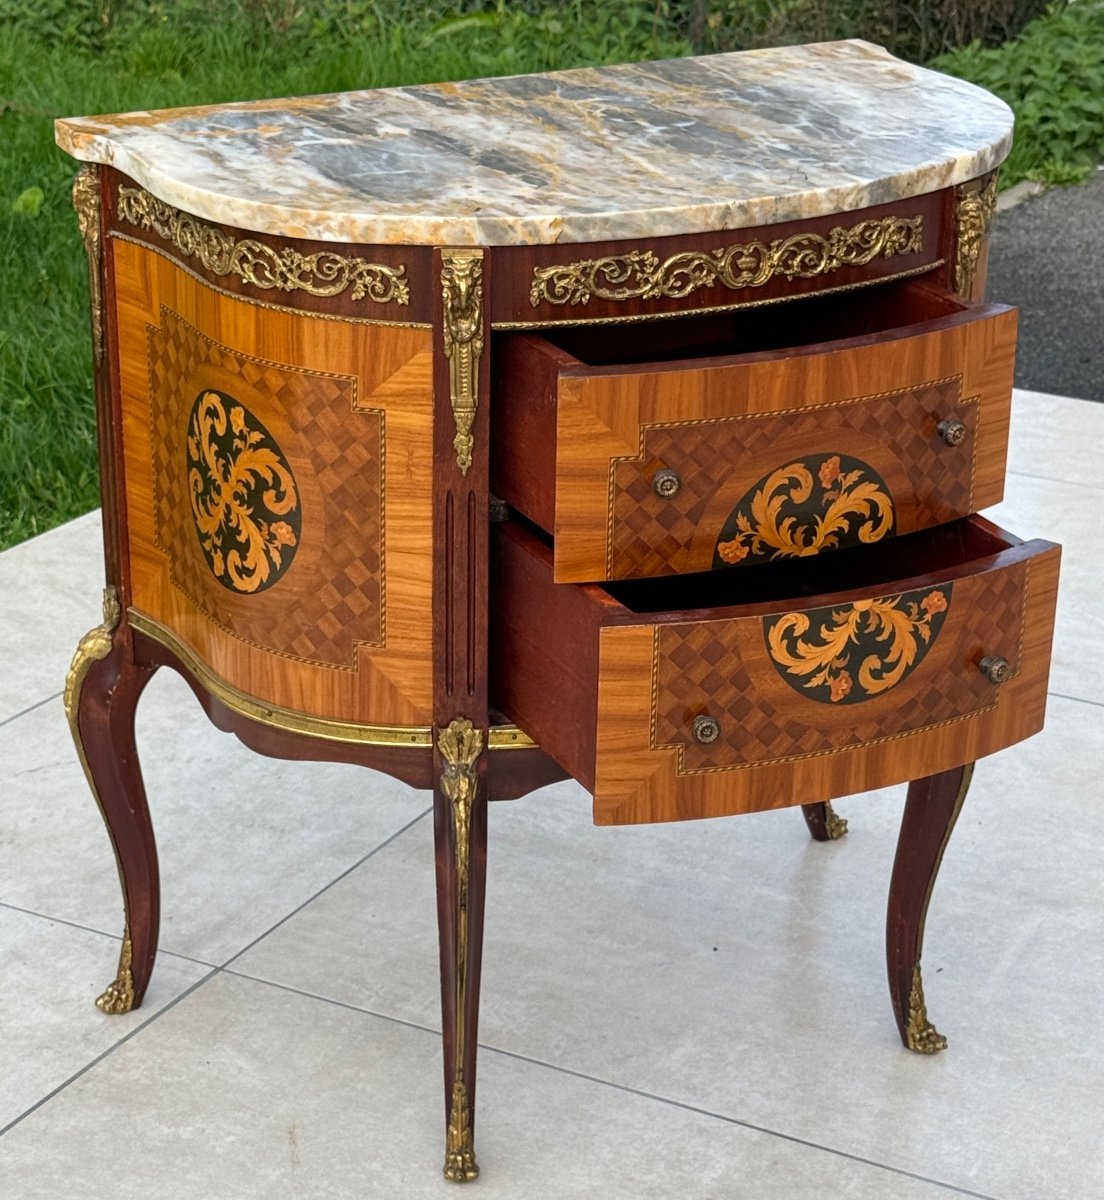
[[552, 303, 1016, 582], [592, 542, 1059, 824], [609, 377, 976, 579]]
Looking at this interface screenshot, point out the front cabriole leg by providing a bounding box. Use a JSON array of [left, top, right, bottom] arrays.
[[886, 763, 974, 1052], [64, 587, 159, 1012]]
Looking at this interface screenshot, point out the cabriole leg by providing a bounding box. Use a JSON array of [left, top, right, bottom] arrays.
[[886, 763, 974, 1053], [434, 718, 487, 1182], [801, 800, 849, 842], [64, 587, 159, 1013]]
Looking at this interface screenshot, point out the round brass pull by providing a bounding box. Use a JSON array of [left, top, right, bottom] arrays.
[[936, 418, 967, 447], [980, 655, 1011, 684], [653, 468, 681, 498], [692, 714, 721, 744]]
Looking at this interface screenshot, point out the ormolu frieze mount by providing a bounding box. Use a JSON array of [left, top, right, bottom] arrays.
[[529, 214, 924, 307], [116, 185, 409, 304]]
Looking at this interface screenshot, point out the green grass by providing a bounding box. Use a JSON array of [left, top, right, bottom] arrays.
[[1, 1, 1101, 550], [934, 0, 1104, 187], [0, 3, 687, 550]]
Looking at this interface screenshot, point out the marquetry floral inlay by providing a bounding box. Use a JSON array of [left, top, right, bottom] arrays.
[[713, 453, 895, 569], [187, 390, 301, 593], [764, 585, 952, 705]]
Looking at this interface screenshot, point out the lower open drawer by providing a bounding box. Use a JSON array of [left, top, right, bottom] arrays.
[[490, 517, 1060, 825]]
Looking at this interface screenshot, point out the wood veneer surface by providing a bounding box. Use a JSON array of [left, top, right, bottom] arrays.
[[115, 237, 435, 725]]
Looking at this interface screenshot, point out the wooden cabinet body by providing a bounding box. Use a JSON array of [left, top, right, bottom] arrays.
[[56, 43, 1057, 1182]]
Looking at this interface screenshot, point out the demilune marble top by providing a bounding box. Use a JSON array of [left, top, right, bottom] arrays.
[[55, 40, 1012, 247]]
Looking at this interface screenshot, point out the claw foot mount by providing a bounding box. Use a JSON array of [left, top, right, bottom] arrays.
[[444, 1080, 480, 1182], [96, 926, 136, 1014], [905, 964, 947, 1053]]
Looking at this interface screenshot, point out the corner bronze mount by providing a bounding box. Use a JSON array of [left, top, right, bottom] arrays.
[[441, 250, 485, 477], [438, 717, 485, 1182], [72, 166, 104, 364], [529, 214, 924, 308], [115, 185, 409, 304], [64, 586, 121, 761], [954, 175, 998, 296]]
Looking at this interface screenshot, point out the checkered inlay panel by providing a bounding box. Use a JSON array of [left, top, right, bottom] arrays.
[[148, 307, 383, 667], [610, 379, 974, 578], [652, 560, 1027, 772]]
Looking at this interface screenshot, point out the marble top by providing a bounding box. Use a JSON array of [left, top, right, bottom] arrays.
[[55, 40, 1012, 248]]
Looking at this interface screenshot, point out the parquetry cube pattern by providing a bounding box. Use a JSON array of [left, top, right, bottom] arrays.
[[651, 560, 1027, 773], [148, 307, 384, 668], [610, 378, 974, 578]]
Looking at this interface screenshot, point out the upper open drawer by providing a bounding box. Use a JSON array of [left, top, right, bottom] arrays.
[[492, 280, 1017, 583]]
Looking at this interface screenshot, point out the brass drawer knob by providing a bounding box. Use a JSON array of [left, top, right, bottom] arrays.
[[980, 655, 1011, 684], [936, 417, 967, 447], [692, 714, 721, 744], [653, 468, 681, 498]]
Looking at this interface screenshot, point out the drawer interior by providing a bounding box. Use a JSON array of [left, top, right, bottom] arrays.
[[536, 277, 964, 369], [603, 517, 1013, 616]]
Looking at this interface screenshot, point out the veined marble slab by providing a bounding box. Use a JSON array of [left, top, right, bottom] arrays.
[[55, 40, 1012, 248]]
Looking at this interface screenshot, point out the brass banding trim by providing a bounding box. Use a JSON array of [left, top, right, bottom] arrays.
[[129, 610, 535, 750], [492, 260, 944, 329]]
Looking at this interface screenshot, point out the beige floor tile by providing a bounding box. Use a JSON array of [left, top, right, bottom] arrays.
[[984, 472, 1104, 706], [0, 671, 428, 965], [0, 906, 209, 1129], [1007, 388, 1104, 490], [0, 511, 105, 724], [0, 970, 975, 1198], [233, 694, 1104, 1200]]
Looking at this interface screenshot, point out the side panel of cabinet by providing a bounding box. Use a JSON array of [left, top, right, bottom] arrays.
[[112, 237, 434, 724]]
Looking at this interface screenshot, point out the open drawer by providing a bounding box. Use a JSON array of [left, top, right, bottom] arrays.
[[492, 279, 1018, 583], [490, 516, 1059, 826]]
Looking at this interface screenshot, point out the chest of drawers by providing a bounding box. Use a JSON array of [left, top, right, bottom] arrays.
[[56, 41, 1059, 1181]]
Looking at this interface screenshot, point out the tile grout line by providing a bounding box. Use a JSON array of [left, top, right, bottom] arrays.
[[219, 970, 1000, 1200], [0, 690, 63, 731], [1048, 690, 1104, 711], [1005, 466, 1104, 493], [221, 968, 442, 1038], [481, 1044, 1004, 1200], [0, 901, 217, 968], [0, 967, 221, 1140], [0, 812, 431, 1140], [219, 805, 433, 971]]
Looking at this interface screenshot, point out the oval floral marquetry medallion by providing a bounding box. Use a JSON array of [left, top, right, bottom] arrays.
[[763, 585, 953, 705], [186, 389, 301, 594], [713, 453, 895, 569]]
